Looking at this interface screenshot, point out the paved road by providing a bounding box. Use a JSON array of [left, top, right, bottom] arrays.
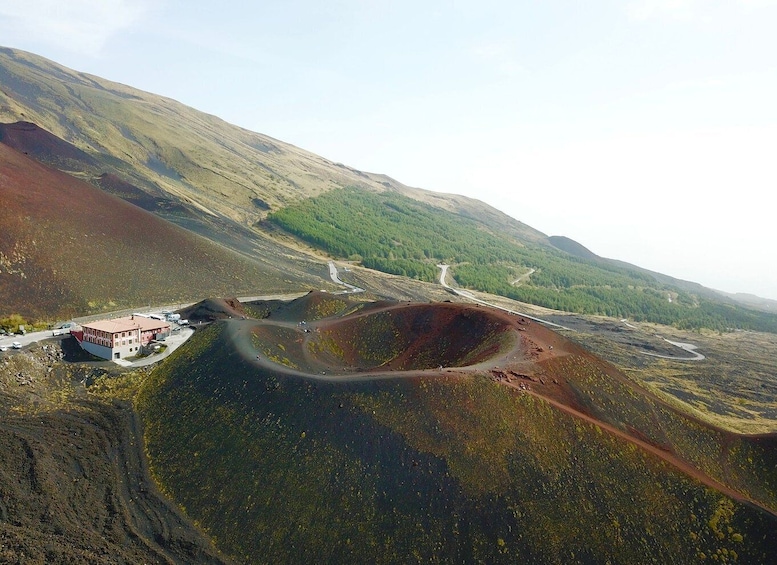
[[0, 329, 57, 350], [436, 264, 572, 331], [115, 328, 196, 367], [328, 261, 365, 293], [0, 290, 316, 359], [0, 324, 195, 366]]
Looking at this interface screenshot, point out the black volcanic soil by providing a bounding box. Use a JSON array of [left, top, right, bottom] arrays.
[[179, 297, 249, 323], [0, 402, 230, 564], [139, 294, 777, 563], [4, 294, 777, 564], [0, 342, 231, 564], [0, 121, 98, 170]]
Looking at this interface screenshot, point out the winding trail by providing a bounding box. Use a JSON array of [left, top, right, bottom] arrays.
[[618, 319, 706, 361], [435, 264, 705, 361]]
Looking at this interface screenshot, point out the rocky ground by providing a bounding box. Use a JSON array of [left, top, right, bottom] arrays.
[[0, 338, 232, 564]]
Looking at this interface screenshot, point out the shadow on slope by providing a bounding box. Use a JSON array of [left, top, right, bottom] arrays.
[[0, 143, 305, 320], [0, 120, 99, 171]]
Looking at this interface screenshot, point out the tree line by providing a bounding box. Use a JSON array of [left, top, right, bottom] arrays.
[[268, 187, 777, 333]]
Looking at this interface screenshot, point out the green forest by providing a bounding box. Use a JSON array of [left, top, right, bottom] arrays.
[[268, 187, 777, 333]]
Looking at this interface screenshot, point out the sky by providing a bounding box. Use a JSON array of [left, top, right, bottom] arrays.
[[1, 0, 776, 300]]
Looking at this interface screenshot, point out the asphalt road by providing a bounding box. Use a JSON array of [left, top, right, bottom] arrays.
[[328, 261, 365, 293], [436, 264, 572, 331], [0, 328, 55, 350], [0, 291, 310, 359]]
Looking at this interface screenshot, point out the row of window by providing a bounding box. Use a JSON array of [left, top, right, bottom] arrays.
[[87, 336, 136, 347], [87, 329, 137, 339]]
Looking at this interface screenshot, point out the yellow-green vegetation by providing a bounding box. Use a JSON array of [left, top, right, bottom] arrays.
[[309, 296, 351, 320], [306, 332, 344, 360], [135, 322, 777, 564], [87, 371, 147, 402], [251, 327, 300, 369], [351, 376, 555, 495], [0, 313, 48, 334]]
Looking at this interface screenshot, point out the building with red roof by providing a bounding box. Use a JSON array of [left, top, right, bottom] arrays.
[[78, 315, 170, 360]]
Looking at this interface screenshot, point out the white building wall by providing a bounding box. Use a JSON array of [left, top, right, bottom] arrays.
[[111, 330, 141, 359]]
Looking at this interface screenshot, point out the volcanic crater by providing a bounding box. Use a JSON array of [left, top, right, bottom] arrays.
[[136, 292, 777, 564], [234, 297, 525, 377]]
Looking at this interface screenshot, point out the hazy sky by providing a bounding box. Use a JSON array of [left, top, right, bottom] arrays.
[[2, 0, 776, 300]]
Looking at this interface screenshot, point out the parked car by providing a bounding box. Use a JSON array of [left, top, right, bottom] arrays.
[[12, 342, 22, 349], [0, 345, 8, 352], [53, 322, 74, 336]]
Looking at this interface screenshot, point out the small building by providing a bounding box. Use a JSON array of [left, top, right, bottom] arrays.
[[78, 315, 171, 360]]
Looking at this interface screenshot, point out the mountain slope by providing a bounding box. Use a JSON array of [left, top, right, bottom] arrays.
[[0, 46, 546, 246], [0, 142, 319, 320], [2, 45, 775, 333]]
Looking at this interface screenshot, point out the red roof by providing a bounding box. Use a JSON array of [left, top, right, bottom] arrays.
[[81, 316, 170, 335]]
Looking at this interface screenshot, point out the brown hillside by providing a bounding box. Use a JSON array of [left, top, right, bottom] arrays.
[[0, 143, 309, 320]]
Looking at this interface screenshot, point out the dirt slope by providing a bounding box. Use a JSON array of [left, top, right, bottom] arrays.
[[0, 142, 309, 320], [0, 341, 232, 564]]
